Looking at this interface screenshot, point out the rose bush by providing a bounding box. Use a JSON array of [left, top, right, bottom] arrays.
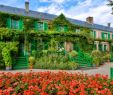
[[0, 72, 113, 95]]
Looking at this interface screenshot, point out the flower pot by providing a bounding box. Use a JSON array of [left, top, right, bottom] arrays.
[[6, 67, 12, 70]]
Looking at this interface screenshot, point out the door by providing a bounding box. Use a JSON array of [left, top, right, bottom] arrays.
[[19, 43, 24, 57]]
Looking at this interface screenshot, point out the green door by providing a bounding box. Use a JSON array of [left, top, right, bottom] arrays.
[[19, 43, 24, 57]]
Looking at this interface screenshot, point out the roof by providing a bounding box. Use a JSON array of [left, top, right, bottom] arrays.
[[0, 4, 113, 32]]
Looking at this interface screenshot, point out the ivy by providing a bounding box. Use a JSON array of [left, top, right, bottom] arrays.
[[0, 42, 18, 68]]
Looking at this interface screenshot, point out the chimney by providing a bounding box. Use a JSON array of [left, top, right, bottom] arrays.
[[86, 16, 93, 24], [107, 23, 111, 27], [25, 0, 29, 13]]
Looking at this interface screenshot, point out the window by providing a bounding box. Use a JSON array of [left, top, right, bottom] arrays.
[[76, 29, 80, 33], [7, 18, 23, 30], [59, 26, 65, 31], [99, 44, 102, 51], [56, 25, 68, 32], [34, 22, 48, 31], [38, 22, 43, 31], [11, 19, 19, 29], [104, 45, 107, 51]]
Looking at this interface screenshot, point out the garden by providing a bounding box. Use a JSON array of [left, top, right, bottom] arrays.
[[0, 71, 113, 95]]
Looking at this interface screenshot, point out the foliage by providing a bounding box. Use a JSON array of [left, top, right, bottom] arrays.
[[0, 28, 23, 41], [0, 42, 18, 68], [103, 53, 111, 62], [0, 12, 40, 29], [107, 0, 113, 14], [48, 39, 58, 52], [91, 50, 110, 66], [69, 50, 78, 57], [68, 61, 79, 70], [91, 50, 102, 66], [34, 51, 78, 70], [91, 50, 101, 57], [29, 56, 35, 66], [2, 48, 12, 67], [0, 72, 112, 94]]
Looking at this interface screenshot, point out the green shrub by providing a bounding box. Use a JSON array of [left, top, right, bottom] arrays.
[[92, 57, 100, 66], [34, 53, 78, 70], [2, 48, 12, 67], [91, 50, 101, 57], [68, 61, 78, 70], [29, 56, 35, 66], [69, 50, 78, 57], [102, 54, 111, 62], [91, 50, 104, 66]]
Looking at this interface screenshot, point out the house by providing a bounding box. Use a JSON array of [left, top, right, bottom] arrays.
[[0, 1, 113, 69]]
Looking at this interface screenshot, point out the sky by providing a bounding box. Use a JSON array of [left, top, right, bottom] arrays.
[[0, 0, 113, 27]]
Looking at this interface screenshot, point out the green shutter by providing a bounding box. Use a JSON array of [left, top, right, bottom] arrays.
[[94, 31, 96, 38], [43, 22, 48, 31], [64, 26, 68, 32], [112, 34, 113, 39], [34, 22, 38, 31], [108, 33, 110, 39], [110, 68, 113, 79], [6, 18, 11, 28], [19, 20, 23, 30], [101, 32, 104, 40]]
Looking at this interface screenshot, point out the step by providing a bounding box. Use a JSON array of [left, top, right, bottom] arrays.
[[16, 61, 27, 63], [15, 62, 27, 64], [14, 64, 28, 67], [13, 65, 28, 69], [13, 67, 28, 70]]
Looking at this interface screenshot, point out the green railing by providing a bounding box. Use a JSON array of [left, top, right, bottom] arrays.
[[24, 51, 29, 66], [110, 68, 113, 79], [65, 50, 92, 67]]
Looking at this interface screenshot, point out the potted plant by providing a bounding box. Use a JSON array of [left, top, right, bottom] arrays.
[[104, 54, 111, 63], [92, 57, 100, 67], [29, 56, 35, 69]]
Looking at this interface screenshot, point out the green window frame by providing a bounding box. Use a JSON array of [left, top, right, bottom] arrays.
[[101, 32, 108, 39], [7, 18, 23, 30], [34, 21, 48, 31], [11, 19, 19, 29], [56, 25, 67, 32], [76, 29, 80, 33], [108, 33, 110, 39]]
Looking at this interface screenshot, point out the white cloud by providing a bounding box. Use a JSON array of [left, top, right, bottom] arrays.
[[39, 0, 66, 4], [37, 0, 113, 27], [65, 0, 113, 27], [37, 3, 64, 15]]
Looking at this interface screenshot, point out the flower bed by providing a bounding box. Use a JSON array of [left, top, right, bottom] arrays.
[[0, 72, 113, 95]]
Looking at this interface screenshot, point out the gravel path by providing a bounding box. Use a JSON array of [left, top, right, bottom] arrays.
[[0, 62, 113, 78]]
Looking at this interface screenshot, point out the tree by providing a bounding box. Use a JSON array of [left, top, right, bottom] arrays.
[[107, 0, 113, 14]]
